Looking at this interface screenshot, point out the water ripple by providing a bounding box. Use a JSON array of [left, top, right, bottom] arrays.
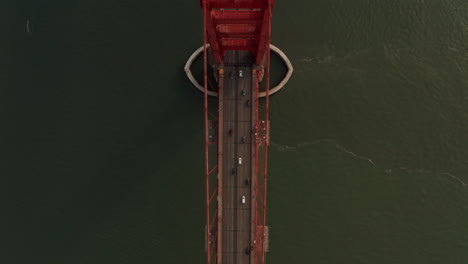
[[271, 139, 465, 187]]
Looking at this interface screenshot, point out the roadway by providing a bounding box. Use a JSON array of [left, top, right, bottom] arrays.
[[219, 50, 256, 264]]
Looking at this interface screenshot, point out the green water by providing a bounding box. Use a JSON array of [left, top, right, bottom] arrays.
[[1, 0, 467, 263]]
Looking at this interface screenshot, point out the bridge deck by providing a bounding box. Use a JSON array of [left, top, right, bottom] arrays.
[[218, 50, 257, 264]]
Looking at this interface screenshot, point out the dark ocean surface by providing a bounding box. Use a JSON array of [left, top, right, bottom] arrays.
[[1, 0, 467, 263]]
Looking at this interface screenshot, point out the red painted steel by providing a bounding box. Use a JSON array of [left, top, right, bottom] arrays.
[[203, 2, 222, 263], [254, 71, 261, 264], [261, 2, 272, 263], [200, 0, 274, 65], [201, 1, 274, 263], [202, 3, 212, 263]]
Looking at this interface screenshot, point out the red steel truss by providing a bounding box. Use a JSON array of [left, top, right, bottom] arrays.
[[201, 1, 273, 263], [200, 0, 274, 65]]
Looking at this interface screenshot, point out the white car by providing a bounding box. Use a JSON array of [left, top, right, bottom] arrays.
[[241, 195, 246, 204], [238, 157, 242, 165], [239, 70, 243, 78]]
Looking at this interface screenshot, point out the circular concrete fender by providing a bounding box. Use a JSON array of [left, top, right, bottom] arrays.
[[184, 44, 293, 98]]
